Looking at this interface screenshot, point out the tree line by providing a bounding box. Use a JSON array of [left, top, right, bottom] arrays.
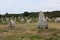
[[0, 11, 60, 18]]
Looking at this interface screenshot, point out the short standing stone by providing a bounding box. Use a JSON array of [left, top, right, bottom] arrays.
[[9, 19, 16, 28]]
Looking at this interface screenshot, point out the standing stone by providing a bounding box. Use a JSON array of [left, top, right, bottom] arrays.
[[9, 19, 16, 28], [27, 19, 32, 23], [1, 17, 5, 23], [55, 17, 60, 23], [38, 11, 48, 29], [6, 18, 9, 24], [20, 18, 25, 23]]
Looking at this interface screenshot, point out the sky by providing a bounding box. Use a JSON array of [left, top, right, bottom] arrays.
[[0, 0, 60, 14]]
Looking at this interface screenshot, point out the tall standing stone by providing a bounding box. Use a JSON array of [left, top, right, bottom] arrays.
[[38, 11, 48, 29]]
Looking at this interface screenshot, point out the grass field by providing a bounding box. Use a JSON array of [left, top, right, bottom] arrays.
[[0, 22, 60, 40]]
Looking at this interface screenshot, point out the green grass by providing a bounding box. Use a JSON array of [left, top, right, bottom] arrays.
[[0, 31, 60, 40], [0, 23, 60, 40]]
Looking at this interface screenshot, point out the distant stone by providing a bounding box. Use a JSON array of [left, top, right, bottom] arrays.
[[20, 18, 25, 23], [5, 18, 9, 23], [27, 19, 32, 23], [55, 17, 60, 23]]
